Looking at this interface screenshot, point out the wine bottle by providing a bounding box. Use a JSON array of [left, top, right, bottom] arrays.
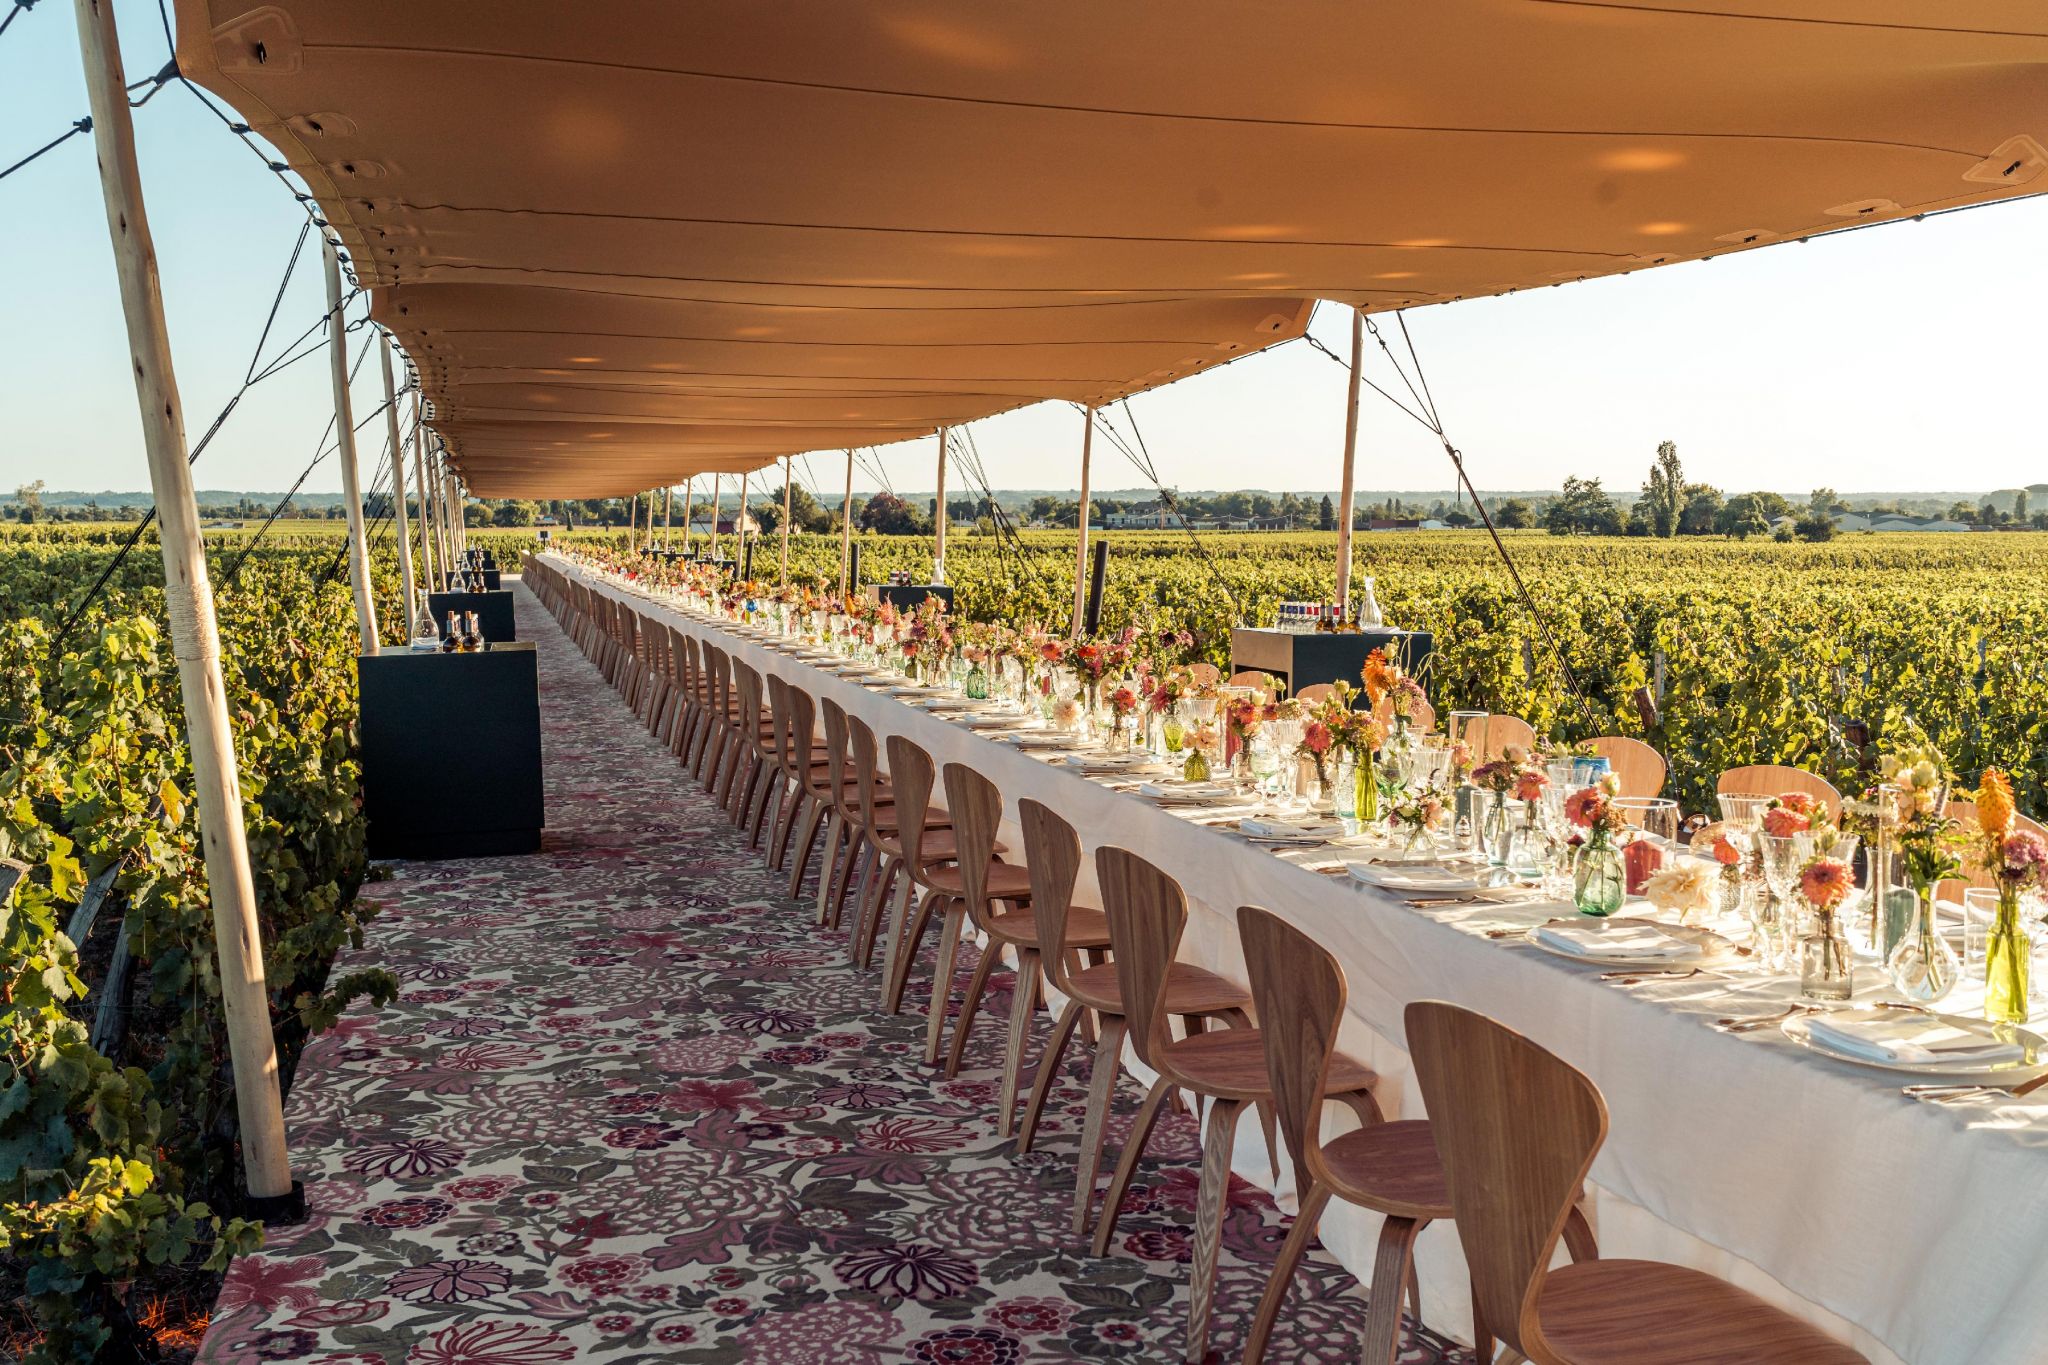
[[440, 611, 460, 652]]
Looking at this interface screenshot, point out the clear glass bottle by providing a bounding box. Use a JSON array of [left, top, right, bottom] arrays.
[[1886, 889, 1959, 1004]]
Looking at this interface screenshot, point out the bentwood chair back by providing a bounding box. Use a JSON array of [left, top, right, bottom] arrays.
[[1716, 765, 1842, 822], [1094, 846, 1184, 1072], [756, 673, 793, 854], [1187, 662, 1221, 687], [876, 733, 943, 1003], [1022, 798, 1087, 982], [933, 763, 1040, 1079], [1587, 735, 1667, 799], [815, 697, 861, 927], [1293, 682, 1337, 706], [780, 686, 829, 897], [1406, 1001, 1604, 1363], [1480, 714, 1539, 762], [1373, 694, 1439, 735], [1940, 798, 2048, 897], [1237, 906, 1342, 1201], [1227, 669, 1275, 695]]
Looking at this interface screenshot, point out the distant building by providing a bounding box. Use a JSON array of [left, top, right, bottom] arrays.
[[1368, 518, 1425, 531]]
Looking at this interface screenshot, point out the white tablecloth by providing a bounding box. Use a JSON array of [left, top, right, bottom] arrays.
[[558, 558, 2048, 1365]]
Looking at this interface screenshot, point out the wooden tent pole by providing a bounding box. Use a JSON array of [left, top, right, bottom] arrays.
[[1334, 306, 1363, 616], [1070, 406, 1094, 637], [70, 0, 294, 1203], [377, 333, 417, 639], [738, 470, 751, 568], [410, 393, 436, 593], [932, 426, 949, 584], [838, 449, 854, 601], [663, 486, 673, 551], [321, 237, 379, 655], [708, 475, 722, 561], [779, 456, 792, 587], [679, 478, 695, 556]]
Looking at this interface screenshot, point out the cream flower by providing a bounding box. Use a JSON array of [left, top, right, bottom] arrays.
[[1644, 859, 1720, 923]]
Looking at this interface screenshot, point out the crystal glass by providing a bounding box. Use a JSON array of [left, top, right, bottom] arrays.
[[1447, 710, 1489, 753], [1962, 887, 1999, 975], [1886, 887, 1960, 1004], [1717, 794, 1775, 831], [1752, 832, 1812, 967]]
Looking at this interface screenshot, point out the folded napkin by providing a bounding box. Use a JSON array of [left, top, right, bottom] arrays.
[[1532, 919, 1701, 961], [1241, 817, 1344, 843], [1805, 1012, 2026, 1068], [1140, 782, 1238, 804], [1348, 863, 1486, 894]]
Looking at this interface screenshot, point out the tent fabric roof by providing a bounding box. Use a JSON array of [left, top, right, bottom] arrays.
[[174, 1, 2048, 497]]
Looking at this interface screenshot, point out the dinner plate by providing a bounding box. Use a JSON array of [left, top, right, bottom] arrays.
[[1140, 782, 1243, 806], [1782, 1008, 2048, 1083], [1347, 862, 1489, 895], [1521, 916, 1734, 967]]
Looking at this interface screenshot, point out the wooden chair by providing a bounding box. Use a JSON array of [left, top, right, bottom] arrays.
[[1236, 908, 1600, 1365], [1406, 1002, 1866, 1365], [813, 698, 872, 930], [845, 718, 958, 970], [1480, 714, 1539, 762], [873, 735, 972, 1012], [1938, 798, 2048, 899], [1013, 800, 1253, 1233], [1091, 848, 1384, 1364], [1586, 736, 1666, 799], [1227, 669, 1276, 694], [933, 766, 1049, 1085], [1187, 662, 1221, 687], [1293, 682, 1337, 706], [1716, 765, 1842, 823]]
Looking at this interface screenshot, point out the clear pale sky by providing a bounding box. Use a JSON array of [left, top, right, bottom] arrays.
[[3, 4, 2043, 503]]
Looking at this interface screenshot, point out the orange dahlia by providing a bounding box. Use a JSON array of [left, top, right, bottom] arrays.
[[1799, 858, 1853, 912]]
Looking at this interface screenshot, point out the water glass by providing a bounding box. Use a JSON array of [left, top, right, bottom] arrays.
[[1962, 887, 2000, 977]]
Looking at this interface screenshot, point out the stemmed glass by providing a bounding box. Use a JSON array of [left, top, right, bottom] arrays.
[[1754, 831, 1813, 969]]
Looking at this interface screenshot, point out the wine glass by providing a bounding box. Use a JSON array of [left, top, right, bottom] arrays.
[[1754, 831, 1813, 968], [1717, 794, 1774, 832]]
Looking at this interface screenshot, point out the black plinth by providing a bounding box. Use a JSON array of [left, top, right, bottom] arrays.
[[869, 584, 955, 612], [357, 643, 544, 860], [1230, 627, 1434, 697], [429, 589, 517, 643], [442, 569, 501, 591]]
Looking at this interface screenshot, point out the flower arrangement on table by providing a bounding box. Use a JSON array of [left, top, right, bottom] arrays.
[[1564, 773, 1627, 915], [1386, 787, 1449, 851], [901, 598, 953, 679], [1972, 769, 2048, 1022], [1643, 859, 1720, 926], [1360, 647, 1427, 731]]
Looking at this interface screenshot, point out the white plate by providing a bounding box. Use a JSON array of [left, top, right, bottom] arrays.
[[1141, 782, 1243, 807], [1520, 916, 1731, 967], [1347, 863, 1488, 895], [1783, 1008, 2048, 1083]]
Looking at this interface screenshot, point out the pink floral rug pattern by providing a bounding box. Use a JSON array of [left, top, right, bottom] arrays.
[[197, 583, 1467, 1365]]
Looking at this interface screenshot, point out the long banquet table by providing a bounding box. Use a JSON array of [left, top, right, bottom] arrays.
[[549, 555, 2047, 1365]]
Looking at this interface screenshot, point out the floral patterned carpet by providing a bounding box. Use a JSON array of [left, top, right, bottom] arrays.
[[198, 582, 1468, 1365]]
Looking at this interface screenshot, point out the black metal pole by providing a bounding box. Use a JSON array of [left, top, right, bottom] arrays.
[[848, 542, 863, 596], [1083, 539, 1108, 636]]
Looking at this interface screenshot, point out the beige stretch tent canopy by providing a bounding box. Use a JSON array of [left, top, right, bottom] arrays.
[[174, 0, 2048, 498]]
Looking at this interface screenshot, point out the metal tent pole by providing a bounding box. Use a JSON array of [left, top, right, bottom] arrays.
[[70, 0, 295, 1205], [1070, 406, 1094, 637], [378, 333, 417, 639], [1335, 306, 1363, 615], [321, 238, 379, 654]]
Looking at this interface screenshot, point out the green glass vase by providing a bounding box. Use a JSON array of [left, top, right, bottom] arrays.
[[1573, 830, 1626, 917]]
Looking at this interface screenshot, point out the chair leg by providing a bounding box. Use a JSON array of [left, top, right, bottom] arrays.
[[996, 947, 1042, 1138], [944, 935, 1004, 1078], [1239, 1181, 1333, 1365], [1017, 998, 1083, 1154], [854, 854, 901, 970], [877, 871, 916, 1010], [923, 905, 967, 1066], [814, 813, 844, 925], [824, 829, 861, 932], [1358, 1214, 1427, 1365], [1071, 1014, 1129, 1234], [887, 889, 944, 1015], [1185, 1097, 1247, 1364], [788, 801, 826, 900], [1089, 1075, 1173, 1256]]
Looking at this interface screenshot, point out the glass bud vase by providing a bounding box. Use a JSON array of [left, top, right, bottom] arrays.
[[1354, 755, 1381, 826], [1183, 747, 1210, 782], [1573, 831, 1626, 917], [1984, 891, 2031, 1024], [963, 662, 988, 700], [1482, 792, 1514, 867], [1886, 888, 1959, 1004], [1799, 910, 1855, 1001]]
